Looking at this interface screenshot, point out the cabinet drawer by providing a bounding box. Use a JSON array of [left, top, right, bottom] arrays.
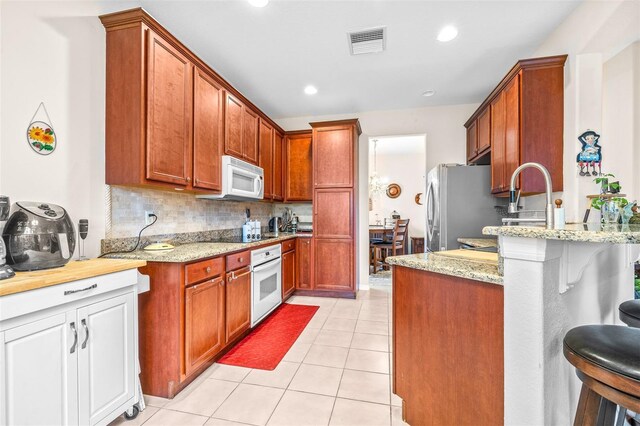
[[226, 250, 251, 271], [185, 257, 224, 286], [282, 239, 296, 253]]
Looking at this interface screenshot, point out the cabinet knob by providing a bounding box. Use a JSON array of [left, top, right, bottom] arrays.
[[206, 266, 211, 273], [239, 257, 244, 263], [186, 177, 191, 182], [195, 178, 200, 184]]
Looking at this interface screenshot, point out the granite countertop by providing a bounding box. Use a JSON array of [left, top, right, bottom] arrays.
[[102, 234, 300, 263], [386, 251, 503, 285], [483, 223, 640, 244], [457, 237, 498, 248], [0, 259, 146, 297]]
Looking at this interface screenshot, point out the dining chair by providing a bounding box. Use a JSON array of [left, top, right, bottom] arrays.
[[370, 219, 410, 273]]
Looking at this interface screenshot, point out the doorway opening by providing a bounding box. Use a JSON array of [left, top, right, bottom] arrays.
[[367, 134, 427, 286]]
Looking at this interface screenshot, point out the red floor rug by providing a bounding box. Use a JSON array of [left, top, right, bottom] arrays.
[[218, 303, 319, 370]]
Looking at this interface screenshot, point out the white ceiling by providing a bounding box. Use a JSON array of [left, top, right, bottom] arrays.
[[123, 0, 582, 119]]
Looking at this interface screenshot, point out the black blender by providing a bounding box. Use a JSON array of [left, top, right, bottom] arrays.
[[0, 196, 15, 279]]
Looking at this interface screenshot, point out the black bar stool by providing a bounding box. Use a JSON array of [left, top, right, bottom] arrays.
[[563, 325, 640, 425], [620, 300, 640, 328]]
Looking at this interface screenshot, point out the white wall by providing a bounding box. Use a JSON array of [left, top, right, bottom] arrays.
[[526, 0, 640, 221], [276, 103, 477, 288], [0, 0, 136, 257], [368, 137, 427, 239]]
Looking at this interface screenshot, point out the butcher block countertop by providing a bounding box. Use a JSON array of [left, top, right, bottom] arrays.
[[0, 258, 147, 297]]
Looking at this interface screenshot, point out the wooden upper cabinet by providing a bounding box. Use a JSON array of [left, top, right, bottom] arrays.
[[466, 121, 478, 162], [146, 30, 193, 186], [224, 93, 244, 159], [490, 92, 507, 193], [312, 124, 357, 188], [504, 74, 521, 193], [465, 55, 566, 195], [272, 131, 284, 201], [193, 68, 224, 191], [258, 119, 274, 199], [477, 108, 491, 154], [284, 131, 313, 202], [184, 277, 225, 377], [100, 9, 285, 192], [242, 107, 259, 165]]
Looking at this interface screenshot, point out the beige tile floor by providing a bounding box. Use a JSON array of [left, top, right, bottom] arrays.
[[111, 287, 408, 426]]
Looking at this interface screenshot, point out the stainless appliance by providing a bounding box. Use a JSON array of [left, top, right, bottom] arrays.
[[251, 244, 282, 326], [0, 196, 15, 280], [425, 164, 504, 252], [197, 156, 264, 201], [2, 201, 76, 271]]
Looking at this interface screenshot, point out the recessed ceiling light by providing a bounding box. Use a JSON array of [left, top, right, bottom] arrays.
[[248, 0, 268, 7], [437, 25, 458, 42], [422, 90, 436, 97], [304, 85, 318, 95]]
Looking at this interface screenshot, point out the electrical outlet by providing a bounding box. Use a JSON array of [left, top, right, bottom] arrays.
[[144, 211, 155, 226]]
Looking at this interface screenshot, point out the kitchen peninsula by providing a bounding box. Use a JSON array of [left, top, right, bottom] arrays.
[[388, 223, 640, 425]]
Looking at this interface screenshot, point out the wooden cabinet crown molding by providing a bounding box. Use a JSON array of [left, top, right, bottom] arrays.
[[464, 54, 567, 128], [100, 7, 285, 136], [309, 119, 362, 135]]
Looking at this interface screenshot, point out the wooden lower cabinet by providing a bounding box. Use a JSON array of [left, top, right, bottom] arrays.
[[282, 248, 296, 299], [184, 276, 225, 377], [393, 266, 504, 425], [225, 266, 251, 344], [314, 239, 353, 292], [296, 237, 313, 290]]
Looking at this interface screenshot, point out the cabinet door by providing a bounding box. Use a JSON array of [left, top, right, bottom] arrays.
[[225, 266, 251, 344], [242, 107, 259, 165], [490, 92, 506, 193], [282, 250, 296, 298], [185, 277, 225, 377], [193, 68, 224, 191], [504, 74, 521, 191], [466, 120, 478, 162], [224, 93, 244, 158], [285, 133, 313, 201], [313, 126, 354, 188], [272, 131, 284, 201], [146, 31, 193, 186], [296, 238, 313, 290], [314, 239, 353, 292], [77, 293, 135, 426], [1, 312, 78, 426], [315, 189, 353, 239], [477, 107, 491, 154], [258, 119, 274, 200]]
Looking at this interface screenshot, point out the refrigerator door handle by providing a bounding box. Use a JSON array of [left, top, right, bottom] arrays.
[[426, 181, 435, 241]]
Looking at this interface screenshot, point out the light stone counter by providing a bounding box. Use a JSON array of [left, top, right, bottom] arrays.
[[483, 222, 640, 244], [386, 251, 502, 285], [457, 237, 498, 248], [102, 234, 299, 263]]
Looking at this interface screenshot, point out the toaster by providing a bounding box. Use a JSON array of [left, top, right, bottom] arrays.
[[2, 201, 76, 271]]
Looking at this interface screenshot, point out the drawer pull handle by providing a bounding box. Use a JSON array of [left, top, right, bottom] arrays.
[[81, 319, 89, 349], [206, 266, 211, 273], [70, 322, 78, 354], [64, 284, 97, 296], [239, 257, 244, 263], [231, 271, 237, 281]]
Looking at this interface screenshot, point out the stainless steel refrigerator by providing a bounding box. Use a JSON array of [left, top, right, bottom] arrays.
[[425, 164, 504, 252]]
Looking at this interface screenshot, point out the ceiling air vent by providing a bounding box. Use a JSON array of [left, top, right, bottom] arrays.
[[348, 27, 386, 55]]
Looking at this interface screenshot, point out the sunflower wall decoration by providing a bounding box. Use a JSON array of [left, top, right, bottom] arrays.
[[26, 103, 57, 155]]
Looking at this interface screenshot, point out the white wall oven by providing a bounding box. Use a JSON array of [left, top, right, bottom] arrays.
[[250, 244, 282, 326]]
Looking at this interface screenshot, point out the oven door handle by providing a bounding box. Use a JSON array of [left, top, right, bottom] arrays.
[[251, 257, 281, 273]]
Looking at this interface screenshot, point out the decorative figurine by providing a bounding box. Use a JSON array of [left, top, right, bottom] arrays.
[[576, 130, 602, 176], [621, 201, 637, 225]]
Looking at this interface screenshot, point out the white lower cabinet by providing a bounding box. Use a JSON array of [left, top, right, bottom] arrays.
[[0, 270, 140, 426]]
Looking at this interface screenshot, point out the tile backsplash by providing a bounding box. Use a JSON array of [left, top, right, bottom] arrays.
[[108, 186, 274, 238]]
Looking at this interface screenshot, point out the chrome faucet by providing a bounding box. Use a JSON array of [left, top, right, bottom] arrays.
[[502, 162, 554, 229]]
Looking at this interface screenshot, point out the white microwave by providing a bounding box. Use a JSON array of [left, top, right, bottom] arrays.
[[197, 156, 264, 201]]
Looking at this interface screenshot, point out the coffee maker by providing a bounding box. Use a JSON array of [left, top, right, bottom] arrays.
[[0, 196, 15, 280]]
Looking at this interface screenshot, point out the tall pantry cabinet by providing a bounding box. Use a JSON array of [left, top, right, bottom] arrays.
[[310, 120, 361, 298]]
